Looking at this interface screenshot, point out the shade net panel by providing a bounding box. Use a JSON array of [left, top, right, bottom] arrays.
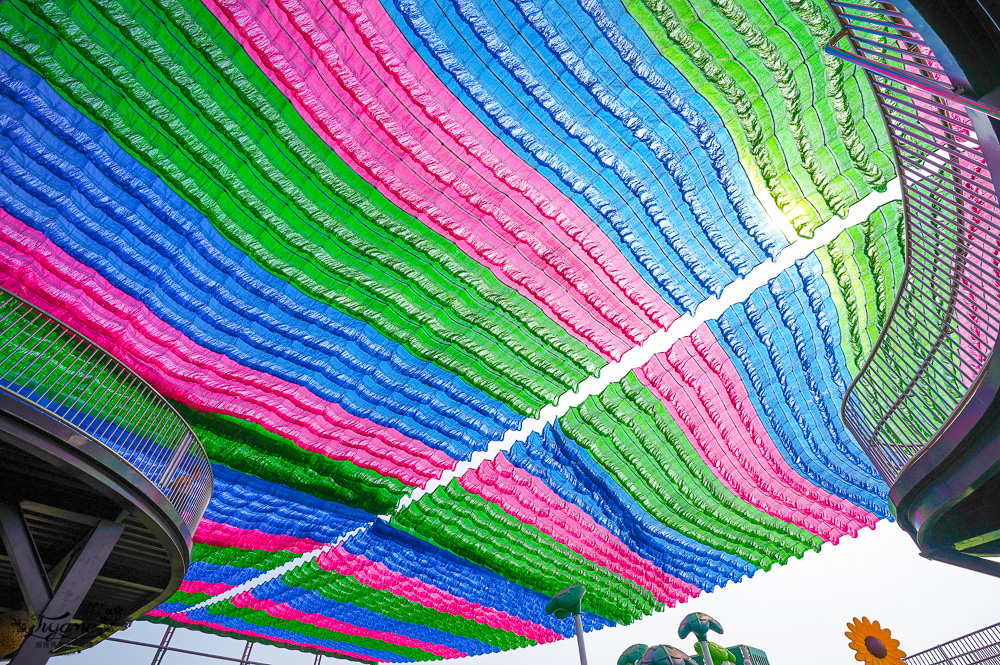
[[145, 206, 904, 661], [622, 0, 895, 234], [0, 0, 905, 659]]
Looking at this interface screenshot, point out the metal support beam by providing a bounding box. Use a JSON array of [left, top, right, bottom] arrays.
[[313, 654, 323, 665], [19, 502, 101, 528], [0, 502, 52, 618], [5, 507, 123, 665], [699, 640, 716, 665], [106, 637, 289, 665], [150, 626, 175, 665], [240, 641, 254, 665]]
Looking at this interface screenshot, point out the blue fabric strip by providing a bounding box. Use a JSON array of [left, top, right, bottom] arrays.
[[0, 52, 519, 462]]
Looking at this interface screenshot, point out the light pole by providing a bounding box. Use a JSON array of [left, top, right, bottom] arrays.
[[545, 584, 589, 665]]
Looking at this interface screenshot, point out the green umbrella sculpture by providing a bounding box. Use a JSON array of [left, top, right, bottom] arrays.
[[678, 613, 725, 665], [545, 584, 585, 619], [678, 613, 724, 642], [545, 585, 589, 665], [619, 643, 649, 665], [638, 644, 700, 665]]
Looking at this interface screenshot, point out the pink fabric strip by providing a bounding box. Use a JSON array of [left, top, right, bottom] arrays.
[[232, 590, 466, 658], [459, 453, 700, 605], [178, 580, 236, 597], [194, 519, 326, 554], [636, 325, 877, 543], [688, 326, 875, 531], [144, 610, 382, 661], [204, 0, 678, 360], [315, 545, 561, 643], [0, 211, 451, 485]]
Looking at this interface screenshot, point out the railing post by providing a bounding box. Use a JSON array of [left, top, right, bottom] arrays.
[[157, 432, 193, 491]]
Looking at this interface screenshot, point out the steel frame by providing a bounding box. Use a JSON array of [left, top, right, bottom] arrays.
[[0, 501, 123, 664]]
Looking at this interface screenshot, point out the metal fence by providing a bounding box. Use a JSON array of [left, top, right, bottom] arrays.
[[0, 287, 211, 534], [906, 622, 1000, 665], [827, 1, 1000, 484]]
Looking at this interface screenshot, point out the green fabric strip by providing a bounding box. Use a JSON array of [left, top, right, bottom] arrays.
[[560, 373, 820, 568], [392, 480, 661, 624], [176, 403, 407, 515], [623, 0, 894, 236], [816, 201, 905, 376], [282, 560, 533, 651], [0, 0, 602, 417]]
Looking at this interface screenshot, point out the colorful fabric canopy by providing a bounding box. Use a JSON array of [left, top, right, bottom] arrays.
[[0, 0, 901, 660]]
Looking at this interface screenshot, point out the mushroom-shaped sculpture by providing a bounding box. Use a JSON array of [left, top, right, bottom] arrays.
[[694, 641, 736, 665], [545, 584, 586, 620], [678, 612, 724, 643], [619, 644, 649, 665], [638, 644, 700, 665], [679, 613, 725, 665]]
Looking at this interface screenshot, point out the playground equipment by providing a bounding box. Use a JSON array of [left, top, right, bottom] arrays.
[[620, 614, 771, 665]]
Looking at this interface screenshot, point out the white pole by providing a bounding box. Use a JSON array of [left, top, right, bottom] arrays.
[[700, 640, 715, 665], [573, 614, 589, 665]]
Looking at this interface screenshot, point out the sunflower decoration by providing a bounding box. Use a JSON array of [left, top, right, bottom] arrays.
[[846, 617, 906, 665]]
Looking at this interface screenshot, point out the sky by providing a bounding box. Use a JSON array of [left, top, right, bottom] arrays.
[[55, 522, 1000, 665]]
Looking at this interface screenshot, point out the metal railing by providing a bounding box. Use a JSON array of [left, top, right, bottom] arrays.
[[906, 622, 1000, 665], [0, 287, 211, 534], [827, 1, 1000, 484]]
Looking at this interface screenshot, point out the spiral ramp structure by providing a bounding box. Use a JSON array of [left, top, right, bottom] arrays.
[[829, 0, 1000, 576]]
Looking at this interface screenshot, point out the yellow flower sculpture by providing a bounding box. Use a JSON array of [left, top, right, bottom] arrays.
[[846, 617, 906, 665]]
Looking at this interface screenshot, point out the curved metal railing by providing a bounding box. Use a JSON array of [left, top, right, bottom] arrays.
[[904, 621, 1000, 665], [0, 286, 212, 534], [827, 1, 1000, 484]]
